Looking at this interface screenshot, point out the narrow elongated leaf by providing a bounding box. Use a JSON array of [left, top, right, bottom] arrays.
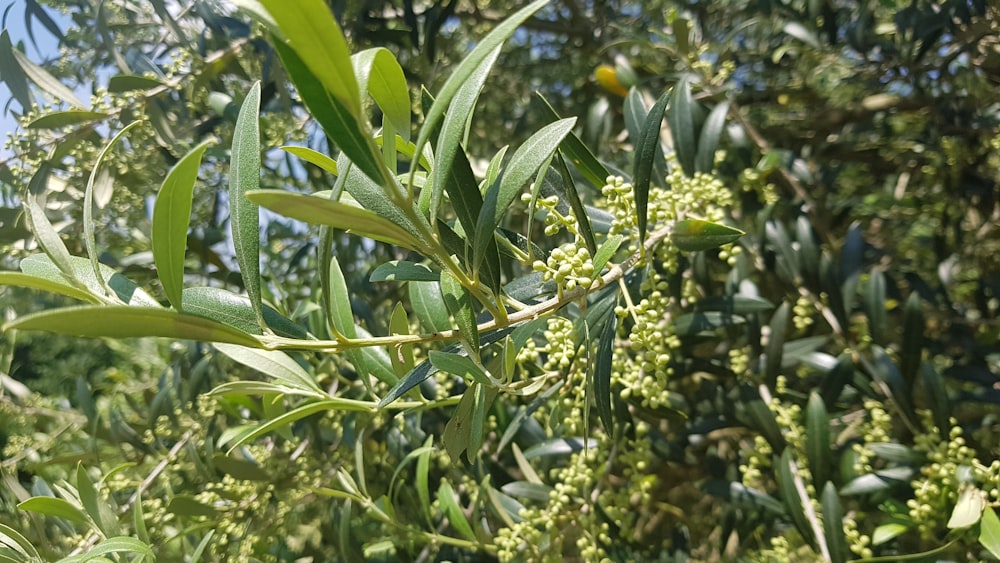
[[16, 497, 88, 525], [84, 121, 142, 298], [805, 392, 830, 486], [11, 48, 85, 108], [866, 268, 887, 344], [19, 254, 159, 307], [26, 110, 108, 129], [230, 82, 263, 329], [59, 537, 154, 563], [633, 88, 671, 242], [695, 101, 729, 173], [258, 0, 360, 115], [352, 47, 410, 141], [370, 261, 438, 282], [183, 287, 307, 339], [438, 481, 477, 542], [553, 153, 596, 254], [221, 399, 373, 452], [765, 302, 790, 386], [443, 386, 477, 461], [694, 295, 774, 315], [107, 74, 164, 92], [538, 93, 609, 188], [214, 343, 321, 394], [411, 0, 549, 188], [429, 350, 490, 385], [247, 190, 423, 250], [440, 271, 479, 353], [4, 305, 263, 347], [901, 292, 924, 386], [592, 235, 624, 276], [475, 118, 576, 271], [153, 140, 213, 310], [388, 303, 415, 377], [409, 281, 451, 333], [594, 311, 617, 433], [0, 31, 32, 110], [77, 464, 119, 537], [979, 506, 1000, 560], [0, 271, 98, 303], [429, 46, 500, 227], [776, 450, 815, 547], [822, 482, 849, 563], [281, 146, 338, 175], [23, 198, 76, 282], [667, 75, 697, 176], [672, 219, 744, 252], [272, 39, 384, 183]]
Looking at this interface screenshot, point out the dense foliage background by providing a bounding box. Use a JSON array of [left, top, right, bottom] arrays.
[[0, 0, 998, 561]]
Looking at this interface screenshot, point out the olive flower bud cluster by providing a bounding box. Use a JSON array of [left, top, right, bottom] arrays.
[[533, 243, 596, 293]]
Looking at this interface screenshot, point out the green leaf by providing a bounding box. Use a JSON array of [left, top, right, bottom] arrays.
[[221, 398, 373, 452], [429, 350, 490, 385], [0, 522, 40, 559], [0, 31, 33, 110], [77, 464, 120, 537], [0, 271, 99, 303], [388, 303, 415, 377], [695, 101, 729, 173], [594, 309, 617, 434], [671, 219, 744, 252], [633, 88, 671, 242], [16, 497, 88, 525], [947, 486, 985, 529], [84, 121, 142, 299], [247, 190, 423, 250], [352, 47, 411, 141], [22, 198, 77, 285], [428, 46, 500, 227], [11, 47, 86, 108], [57, 537, 153, 562], [411, 0, 550, 191], [538, 93, 610, 189], [805, 392, 830, 487], [475, 118, 576, 272], [821, 482, 849, 563], [440, 271, 479, 354], [901, 292, 924, 385], [979, 506, 1000, 559], [591, 235, 624, 275], [783, 21, 821, 48], [281, 145, 338, 175], [153, 139, 213, 310], [409, 281, 452, 333], [258, 0, 360, 115], [437, 481, 477, 542], [214, 343, 322, 395], [327, 257, 357, 342], [182, 286, 307, 339], [370, 261, 438, 282], [107, 74, 164, 92], [694, 295, 774, 315], [230, 81, 264, 330], [4, 305, 263, 347], [866, 268, 887, 345], [775, 449, 815, 547], [271, 38, 384, 184], [840, 467, 914, 495], [19, 254, 160, 307], [765, 302, 791, 387], [25, 110, 108, 129], [167, 495, 218, 518], [667, 75, 697, 177], [872, 522, 910, 546]]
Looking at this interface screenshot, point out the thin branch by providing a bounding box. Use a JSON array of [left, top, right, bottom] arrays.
[[264, 225, 673, 352]]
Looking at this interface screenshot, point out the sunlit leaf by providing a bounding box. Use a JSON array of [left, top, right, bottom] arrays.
[[4, 305, 263, 347], [671, 219, 744, 252], [947, 486, 985, 529], [370, 261, 438, 283], [230, 81, 264, 330], [26, 110, 108, 129], [16, 497, 88, 525], [152, 139, 213, 310], [633, 87, 670, 242]]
